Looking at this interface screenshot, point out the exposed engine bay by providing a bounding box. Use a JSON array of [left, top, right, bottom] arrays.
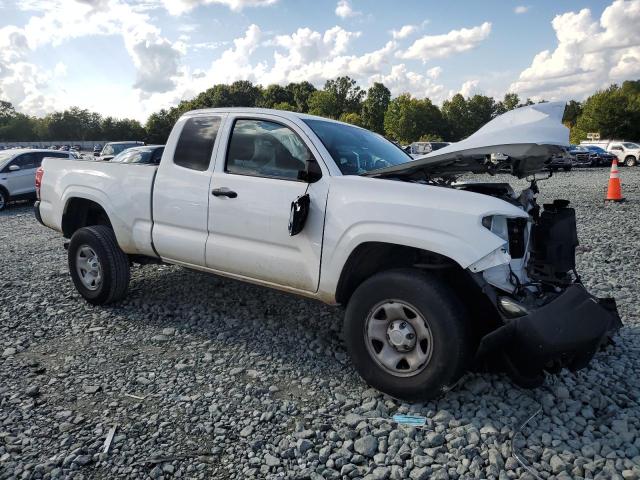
[[453, 178, 580, 304]]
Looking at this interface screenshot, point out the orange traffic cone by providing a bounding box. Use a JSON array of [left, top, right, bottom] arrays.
[[605, 158, 625, 202]]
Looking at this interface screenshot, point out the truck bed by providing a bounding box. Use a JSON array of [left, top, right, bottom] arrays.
[[38, 158, 158, 256]]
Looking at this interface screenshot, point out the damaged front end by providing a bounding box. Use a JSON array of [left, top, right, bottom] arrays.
[[469, 187, 622, 386]]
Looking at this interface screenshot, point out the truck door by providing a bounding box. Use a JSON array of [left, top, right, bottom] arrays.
[[152, 114, 225, 266], [205, 115, 329, 293]]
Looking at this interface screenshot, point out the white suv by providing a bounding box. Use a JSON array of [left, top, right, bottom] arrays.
[[0, 149, 77, 210], [607, 142, 640, 166]]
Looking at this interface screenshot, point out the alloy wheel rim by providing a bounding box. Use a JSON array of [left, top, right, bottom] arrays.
[[364, 300, 434, 377], [76, 245, 102, 291]]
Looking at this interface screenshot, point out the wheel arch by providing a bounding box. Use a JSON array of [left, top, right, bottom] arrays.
[[62, 197, 113, 238]]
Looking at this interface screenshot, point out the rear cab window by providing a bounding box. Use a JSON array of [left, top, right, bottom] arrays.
[[174, 116, 222, 171]]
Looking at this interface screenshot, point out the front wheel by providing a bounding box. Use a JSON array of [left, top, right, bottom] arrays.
[[0, 189, 8, 211], [344, 269, 473, 401], [68, 225, 130, 305], [624, 156, 637, 167]]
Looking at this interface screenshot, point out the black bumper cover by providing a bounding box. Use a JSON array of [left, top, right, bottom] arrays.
[[34, 200, 44, 226], [477, 284, 622, 373]]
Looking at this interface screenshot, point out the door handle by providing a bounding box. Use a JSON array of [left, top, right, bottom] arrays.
[[211, 188, 237, 198]]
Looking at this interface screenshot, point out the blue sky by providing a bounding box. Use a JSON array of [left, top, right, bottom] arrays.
[[1, 0, 638, 121]]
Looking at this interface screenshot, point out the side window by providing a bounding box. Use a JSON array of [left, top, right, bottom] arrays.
[[15, 153, 36, 169], [610, 144, 622, 151], [174, 116, 221, 171], [226, 119, 311, 181]]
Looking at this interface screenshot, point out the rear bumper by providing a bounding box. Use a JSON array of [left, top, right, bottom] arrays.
[[34, 200, 44, 226], [477, 284, 621, 373]]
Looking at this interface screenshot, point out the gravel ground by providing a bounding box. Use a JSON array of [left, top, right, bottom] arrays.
[[1, 167, 639, 480]]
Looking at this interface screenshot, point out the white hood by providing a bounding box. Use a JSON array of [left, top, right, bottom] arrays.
[[368, 101, 570, 179]]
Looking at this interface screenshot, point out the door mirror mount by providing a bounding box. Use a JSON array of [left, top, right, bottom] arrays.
[[297, 158, 322, 183]]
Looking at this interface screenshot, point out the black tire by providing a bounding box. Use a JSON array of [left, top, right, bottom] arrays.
[[563, 166, 572, 172], [68, 225, 130, 305], [344, 268, 473, 401], [624, 156, 637, 167], [0, 188, 8, 211]]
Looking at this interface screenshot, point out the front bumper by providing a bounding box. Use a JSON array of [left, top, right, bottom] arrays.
[[34, 200, 44, 226], [477, 284, 622, 375]]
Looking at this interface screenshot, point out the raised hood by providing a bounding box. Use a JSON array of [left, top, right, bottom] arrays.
[[367, 101, 569, 179]]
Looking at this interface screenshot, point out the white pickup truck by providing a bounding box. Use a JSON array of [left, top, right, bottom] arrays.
[[35, 103, 620, 400]]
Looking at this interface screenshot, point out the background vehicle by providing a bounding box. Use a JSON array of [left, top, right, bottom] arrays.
[[583, 145, 615, 166], [548, 147, 572, 171], [580, 140, 640, 166], [35, 104, 619, 401], [93, 144, 103, 156], [406, 141, 450, 158], [568, 145, 592, 167], [0, 149, 77, 210], [110, 145, 164, 164], [98, 141, 144, 161]]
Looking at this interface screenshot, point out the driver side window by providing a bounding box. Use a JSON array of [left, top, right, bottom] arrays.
[[226, 119, 313, 181]]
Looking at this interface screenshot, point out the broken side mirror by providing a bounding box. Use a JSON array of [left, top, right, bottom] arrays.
[[288, 193, 310, 236], [297, 158, 322, 183]]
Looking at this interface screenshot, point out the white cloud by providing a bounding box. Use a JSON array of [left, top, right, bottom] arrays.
[[510, 0, 640, 100], [0, 0, 185, 115], [391, 24, 416, 39], [459, 79, 480, 97], [335, 0, 359, 19], [162, 0, 277, 15], [426, 66, 442, 79], [398, 22, 492, 62], [514, 5, 530, 14], [369, 64, 447, 102]]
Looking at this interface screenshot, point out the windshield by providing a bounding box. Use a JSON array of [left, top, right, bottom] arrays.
[[587, 146, 606, 153], [112, 143, 141, 155], [623, 142, 640, 149], [303, 119, 412, 174], [0, 152, 16, 167]]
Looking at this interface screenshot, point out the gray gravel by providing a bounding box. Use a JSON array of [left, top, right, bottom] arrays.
[[1, 167, 639, 479]]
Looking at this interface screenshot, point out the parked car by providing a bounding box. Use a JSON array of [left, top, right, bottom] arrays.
[[406, 141, 451, 158], [547, 147, 572, 171], [568, 145, 592, 167], [580, 140, 639, 166], [60, 145, 70, 151], [98, 141, 145, 161], [110, 145, 164, 164], [93, 144, 103, 156], [0, 149, 78, 210], [583, 145, 615, 166], [34, 103, 620, 401]]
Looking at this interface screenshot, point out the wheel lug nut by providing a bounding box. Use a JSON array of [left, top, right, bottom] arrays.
[[400, 322, 406, 329], [406, 333, 414, 339]]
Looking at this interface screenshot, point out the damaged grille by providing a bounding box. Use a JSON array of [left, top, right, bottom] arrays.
[[507, 218, 527, 259]]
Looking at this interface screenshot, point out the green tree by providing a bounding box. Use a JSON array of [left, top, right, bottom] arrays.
[[272, 101, 296, 111], [286, 81, 316, 112], [361, 82, 391, 134], [0, 100, 17, 127], [339, 112, 363, 127], [574, 82, 640, 142], [384, 94, 444, 144], [229, 80, 262, 107], [562, 100, 582, 128], [261, 84, 294, 108], [441, 94, 497, 140], [324, 76, 364, 116], [495, 93, 520, 114], [307, 90, 340, 118], [145, 109, 175, 144], [0, 113, 37, 141]]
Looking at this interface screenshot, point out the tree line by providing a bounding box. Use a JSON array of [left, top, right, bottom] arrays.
[[1, 77, 640, 145]]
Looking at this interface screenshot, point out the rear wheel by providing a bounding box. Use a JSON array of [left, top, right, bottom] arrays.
[[624, 156, 637, 167], [68, 225, 130, 305], [0, 189, 7, 211], [344, 269, 473, 401]]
